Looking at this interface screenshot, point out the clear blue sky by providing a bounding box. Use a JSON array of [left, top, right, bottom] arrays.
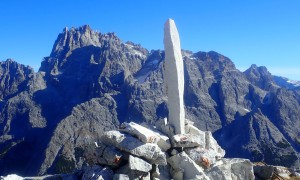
[[1, 1, 300, 80]]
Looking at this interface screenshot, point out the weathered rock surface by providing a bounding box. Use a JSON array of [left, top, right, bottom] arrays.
[[167, 151, 209, 180], [100, 131, 167, 165], [185, 147, 220, 168], [141, 122, 171, 151], [205, 158, 255, 180], [205, 131, 225, 158], [128, 155, 152, 172], [113, 174, 130, 180], [120, 122, 160, 143], [164, 19, 185, 134], [151, 164, 171, 180], [115, 164, 150, 180], [171, 133, 205, 148]]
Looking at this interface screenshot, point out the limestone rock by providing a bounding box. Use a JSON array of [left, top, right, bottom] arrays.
[[128, 155, 152, 172], [100, 131, 167, 165], [171, 133, 205, 148], [205, 158, 254, 180], [185, 121, 206, 136], [82, 165, 114, 180], [120, 122, 160, 143], [164, 18, 185, 134], [116, 164, 150, 180], [167, 151, 209, 180], [151, 165, 171, 180], [205, 131, 225, 158], [185, 147, 220, 168], [155, 134, 171, 152], [141, 122, 171, 151], [113, 174, 130, 180]]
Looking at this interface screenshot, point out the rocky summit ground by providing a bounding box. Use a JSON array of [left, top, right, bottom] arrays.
[[1, 25, 300, 176]]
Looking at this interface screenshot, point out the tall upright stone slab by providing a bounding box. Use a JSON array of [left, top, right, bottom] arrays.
[[164, 19, 185, 134]]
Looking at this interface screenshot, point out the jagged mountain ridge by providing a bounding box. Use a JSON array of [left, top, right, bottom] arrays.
[[0, 25, 299, 176]]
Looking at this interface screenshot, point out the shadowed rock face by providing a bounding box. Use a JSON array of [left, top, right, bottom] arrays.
[[0, 25, 300, 176], [0, 60, 34, 100]]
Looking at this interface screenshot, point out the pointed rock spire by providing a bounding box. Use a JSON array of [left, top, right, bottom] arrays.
[[164, 19, 185, 134]]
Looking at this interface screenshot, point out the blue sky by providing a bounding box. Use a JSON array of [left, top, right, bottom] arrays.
[[1, 1, 300, 80]]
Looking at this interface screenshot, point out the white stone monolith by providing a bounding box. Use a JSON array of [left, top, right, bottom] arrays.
[[164, 19, 185, 134]]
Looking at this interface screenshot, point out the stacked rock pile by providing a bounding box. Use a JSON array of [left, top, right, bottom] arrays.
[[82, 120, 255, 180]]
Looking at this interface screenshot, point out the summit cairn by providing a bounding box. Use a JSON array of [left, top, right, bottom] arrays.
[[164, 18, 185, 134], [79, 19, 255, 180]]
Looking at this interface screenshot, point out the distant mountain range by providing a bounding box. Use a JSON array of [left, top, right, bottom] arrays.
[[1, 25, 300, 176]]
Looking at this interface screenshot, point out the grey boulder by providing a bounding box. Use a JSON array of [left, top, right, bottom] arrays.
[[167, 151, 209, 180], [171, 134, 205, 148], [205, 158, 254, 180], [128, 155, 152, 172], [100, 131, 166, 165]]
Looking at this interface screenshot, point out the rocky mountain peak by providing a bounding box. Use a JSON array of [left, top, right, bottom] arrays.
[[190, 51, 236, 75], [40, 25, 128, 75], [244, 64, 275, 90], [49, 25, 122, 60], [245, 64, 271, 77], [248, 64, 268, 73], [1, 59, 32, 70], [50, 25, 101, 59], [0, 59, 34, 99]]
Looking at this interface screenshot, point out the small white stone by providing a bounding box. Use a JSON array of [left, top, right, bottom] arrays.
[[94, 142, 99, 147], [164, 117, 168, 125]]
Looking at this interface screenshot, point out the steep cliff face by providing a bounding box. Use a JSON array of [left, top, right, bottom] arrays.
[[0, 25, 299, 176], [0, 60, 34, 99]]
